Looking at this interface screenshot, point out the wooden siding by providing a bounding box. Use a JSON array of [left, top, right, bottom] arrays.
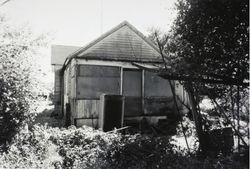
[[67, 62, 189, 127], [70, 59, 77, 98], [53, 65, 62, 115], [76, 100, 100, 118], [64, 66, 70, 96], [70, 99, 77, 122], [54, 68, 61, 103], [70, 78, 76, 98], [74, 65, 175, 119]]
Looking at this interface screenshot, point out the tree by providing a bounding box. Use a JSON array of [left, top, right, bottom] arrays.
[[165, 0, 248, 82], [152, 0, 249, 152], [0, 16, 47, 147]]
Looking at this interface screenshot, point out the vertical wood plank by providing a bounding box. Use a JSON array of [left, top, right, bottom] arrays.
[[142, 70, 145, 113], [120, 67, 123, 95], [76, 100, 100, 118]]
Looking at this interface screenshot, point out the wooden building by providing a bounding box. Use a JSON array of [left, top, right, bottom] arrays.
[[51, 21, 188, 128]]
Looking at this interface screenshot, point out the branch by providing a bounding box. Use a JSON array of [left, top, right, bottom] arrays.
[[0, 0, 11, 7], [154, 31, 167, 69], [175, 94, 192, 113], [133, 62, 249, 87], [211, 98, 248, 147], [132, 62, 161, 73], [159, 73, 249, 87]]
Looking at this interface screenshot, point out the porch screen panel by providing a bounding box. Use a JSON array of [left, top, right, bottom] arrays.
[[144, 71, 171, 97], [144, 71, 173, 115], [77, 65, 120, 99], [123, 70, 142, 116]]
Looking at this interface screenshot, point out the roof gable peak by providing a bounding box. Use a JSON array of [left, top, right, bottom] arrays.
[[68, 21, 160, 59]]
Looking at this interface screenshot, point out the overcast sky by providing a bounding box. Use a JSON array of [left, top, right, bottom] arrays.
[[1, 0, 177, 46]]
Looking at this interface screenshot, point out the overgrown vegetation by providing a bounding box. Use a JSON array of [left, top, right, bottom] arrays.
[[149, 0, 249, 153], [0, 16, 47, 147], [0, 125, 248, 169], [0, 0, 248, 168]]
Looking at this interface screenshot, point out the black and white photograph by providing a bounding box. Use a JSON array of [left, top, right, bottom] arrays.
[[0, 0, 249, 168]]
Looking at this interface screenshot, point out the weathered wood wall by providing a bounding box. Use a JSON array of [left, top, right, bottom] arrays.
[[76, 100, 100, 118], [63, 65, 70, 118], [73, 65, 120, 127], [74, 100, 99, 127], [67, 61, 188, 127], [62, 59, 79, 124], [53, 65, 63, 115]]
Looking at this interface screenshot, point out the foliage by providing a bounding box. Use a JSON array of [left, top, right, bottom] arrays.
[[165, 0, 248, 82], [0, 16, 47, 146], [51, 126, 178, 169], [159, 0, 249, 103], [0, 125, 59, 169], [0, 125, 248, 169], [149, 0, 249, 104], [170, 0, 248, 106], [153, 0, 250, 150]]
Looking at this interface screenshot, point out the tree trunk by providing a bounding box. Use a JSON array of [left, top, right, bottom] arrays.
[[186, 84, 206, 152], [169, 80, 190, 153]]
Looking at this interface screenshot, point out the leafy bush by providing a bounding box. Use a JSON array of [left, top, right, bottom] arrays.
[[0, 125, 59, 168], [0, 16, 47, 146], [0, 125, 248, 169], [47, 125, 249, 169], [0, 78, 32, 146]]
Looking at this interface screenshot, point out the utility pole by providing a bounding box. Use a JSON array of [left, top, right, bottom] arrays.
[[100, 0, 103, 34]]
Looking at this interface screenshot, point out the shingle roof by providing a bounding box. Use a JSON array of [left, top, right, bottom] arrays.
[[70, 21, 162, 62], [51, 45, 80, 65]]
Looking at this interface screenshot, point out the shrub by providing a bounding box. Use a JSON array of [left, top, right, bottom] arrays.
[[0, 125, 58, 168], [0, 16, 47, 147], [0, 125, 248, 169], [0, 78, 32, 146]]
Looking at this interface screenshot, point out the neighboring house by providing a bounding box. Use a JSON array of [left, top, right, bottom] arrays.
[[51, 45, 81, 115], [51, 21, 188, 128]]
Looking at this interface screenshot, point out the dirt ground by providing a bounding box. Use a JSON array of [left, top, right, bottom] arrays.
[[33, 100, 64, 127]]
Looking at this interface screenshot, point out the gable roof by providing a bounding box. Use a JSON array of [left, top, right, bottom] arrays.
[[51, 45, 80, 65], [68, 21, 162, 63]]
